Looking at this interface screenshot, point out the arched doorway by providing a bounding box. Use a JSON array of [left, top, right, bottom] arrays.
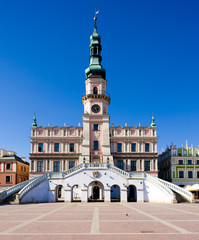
[[111, 185, 120, 202], [88, 181, 104, 202], [93, 186, 100, 199], [72, 184, 81, 202], [56, 185, 64, 202], [127, 185, 137, 202]]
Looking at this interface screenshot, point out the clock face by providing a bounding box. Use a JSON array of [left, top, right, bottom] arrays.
[[91, 104, 100, 113]]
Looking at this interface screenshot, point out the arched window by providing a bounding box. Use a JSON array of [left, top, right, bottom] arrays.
[[93, 87, 98, 94]]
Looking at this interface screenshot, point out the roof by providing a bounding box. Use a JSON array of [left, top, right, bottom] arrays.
[[0, 154, 29, 166]]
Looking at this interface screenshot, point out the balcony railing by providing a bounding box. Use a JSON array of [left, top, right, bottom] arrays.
[[82, 91, 110, 98]]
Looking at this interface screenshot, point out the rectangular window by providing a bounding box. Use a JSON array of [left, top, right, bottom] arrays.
[[197, 171, 199, 178], [131, 161, 136, 171], [117, 143, 122, 152], [144, 161, 150, 171], [188, 160, 192, 165], [179, 171, 184, 178], [64, 130, 66, 136], [93, 141, 99, 150], [63, 161, 65, 170], [6, 163, 11, 170], [145, 143, 150, 152], [47, 160, 50, 170], [53, 161, 60, 172], [131, 143, 136, 152], [6, 176, 11, 183], [38, 143, 43, 152], [70, 143, 74, 152], [117, 160, 124, 170], [48, 130, 50, 136], [54, 143, 59, 152], [37, 161, 43, 172], [21, 166, 23, 171], [93, 124, 99, 131], [24, 167, 26, 172], [69, 161, 75, 169], [188, 171, 193, 178], [179, 160, 183, 165]]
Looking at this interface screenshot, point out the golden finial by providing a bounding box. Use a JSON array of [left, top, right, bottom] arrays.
[[94, 10, 99, 28]]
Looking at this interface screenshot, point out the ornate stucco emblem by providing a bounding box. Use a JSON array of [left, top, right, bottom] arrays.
[[92, 171, 99, 178]]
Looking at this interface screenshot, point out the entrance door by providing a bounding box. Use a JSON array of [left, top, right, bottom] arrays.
[[127, 185, 137, 202], [93, 186, 100, 199]]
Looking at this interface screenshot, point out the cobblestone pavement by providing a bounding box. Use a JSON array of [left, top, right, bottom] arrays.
[[0, 202, 199, 240]]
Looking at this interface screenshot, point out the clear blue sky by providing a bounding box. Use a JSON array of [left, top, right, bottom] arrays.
[[0, 0, 199, 161]]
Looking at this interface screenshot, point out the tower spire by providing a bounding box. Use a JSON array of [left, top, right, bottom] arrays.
[[151, 113, 156, 127], [32, 115, 37, 127], [85, 11, 106, 79]]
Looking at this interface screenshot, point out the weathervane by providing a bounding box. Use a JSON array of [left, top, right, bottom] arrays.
[[94, 10, 99, 28]]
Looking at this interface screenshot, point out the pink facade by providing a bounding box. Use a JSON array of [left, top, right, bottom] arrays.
[[29, 24, 158, 178]]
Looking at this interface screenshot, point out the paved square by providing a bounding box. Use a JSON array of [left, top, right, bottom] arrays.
[[0, 202, 199, 239]]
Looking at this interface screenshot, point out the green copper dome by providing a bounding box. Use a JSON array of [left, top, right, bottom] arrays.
[[151, 116, 156, 127], [32, 116, 37, 127], [85, 25, 106, 79]]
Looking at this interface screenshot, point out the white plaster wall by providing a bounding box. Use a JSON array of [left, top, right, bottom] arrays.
[[21, 180, 53, 203], [20, 168, 173, 204], [143, 180, 173, 203]]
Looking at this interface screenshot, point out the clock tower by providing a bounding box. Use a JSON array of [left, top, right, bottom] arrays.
[[79, 17, 113, 164]]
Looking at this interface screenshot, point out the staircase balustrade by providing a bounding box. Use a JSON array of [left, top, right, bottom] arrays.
[[0, 179, 34, 202], [157, 178, 193, 202]]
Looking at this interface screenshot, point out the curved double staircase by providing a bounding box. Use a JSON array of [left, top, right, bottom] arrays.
[[0, 163, 194, 203]]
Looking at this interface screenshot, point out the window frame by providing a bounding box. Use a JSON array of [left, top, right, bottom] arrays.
[[179, 171, 184, 178], [54, 143, 59, 152], [145, 143, 150, 152], [37, 161, 43, 172], [5, 175, 11, 183], [144, 161, 150, 171], [117, 143, 122, 152], [93, 140, 99, 150], [6, 163, 11, 170], [131, 161, 136, 171], [38, 143, 43, 152], [53, 161, 60, 172], [117, 160, 124, 170], [69, 161, 75, 169], [187, 160, 192, 165], [131, 143, 136, 152], [69, 143, 75, 152], [178, 160, 183, 165], [188, 171, 193, 178], [93, 124, 99, 131]]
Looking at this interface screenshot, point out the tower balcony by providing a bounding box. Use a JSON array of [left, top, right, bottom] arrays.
[[82, 90, 110, 104]]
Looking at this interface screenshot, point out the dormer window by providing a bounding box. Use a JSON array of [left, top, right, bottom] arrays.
[[93, 87, 98, 94]]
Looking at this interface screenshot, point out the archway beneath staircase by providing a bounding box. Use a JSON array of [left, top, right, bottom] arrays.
[[72, 184, 81, 202], [111, 184, 120, 202], [88, 181, 104, 202], [127, 185, 137, 202], [56, 185, 64, 202]]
